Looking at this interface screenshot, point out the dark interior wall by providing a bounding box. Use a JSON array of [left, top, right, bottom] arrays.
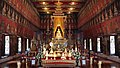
[[78, 0, 120, 57], [78, 0, 115, 28], [81, 33, 120, 56], [116, 35, 120, 57], [0, 34, 32, 57], [0, 0, 40, 57], [0, 34, 1, 57], [0, 0, 38, 38], [0, 34, 4, 57]]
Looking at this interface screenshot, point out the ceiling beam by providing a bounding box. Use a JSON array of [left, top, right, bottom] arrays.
[[38, 9, 79, 12], [35, 5, 83, 8], [32, 0, 86, 2]]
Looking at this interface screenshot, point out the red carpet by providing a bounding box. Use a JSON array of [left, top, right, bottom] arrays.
[[42, 57, 75, 60], [46, 62, 74, 64]]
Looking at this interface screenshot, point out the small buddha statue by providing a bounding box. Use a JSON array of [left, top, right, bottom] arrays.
[[61, 53, 66, 60], [30, 41, 37, 51]]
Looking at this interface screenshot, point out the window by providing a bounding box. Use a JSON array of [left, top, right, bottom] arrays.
[[84, 39, 87, 49], [26, 39, 29, 51], [31, 59, 35, 65], [5, 36, 10, 55], [82, 56, 86, 65], [89, 39, 92, 50], [110, 36, 115, 55], [18, 38, 22, 53], [97, 38, 101, 52]]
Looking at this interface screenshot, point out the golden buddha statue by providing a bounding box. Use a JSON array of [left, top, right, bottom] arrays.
[[55, 29, 63, 39]]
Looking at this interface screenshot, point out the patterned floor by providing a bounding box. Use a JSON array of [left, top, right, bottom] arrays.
[[0, 58, 120, 68]]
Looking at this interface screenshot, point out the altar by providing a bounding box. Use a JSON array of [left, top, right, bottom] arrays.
[[42, 59, 76, 68], [41, 6, 75, 62]]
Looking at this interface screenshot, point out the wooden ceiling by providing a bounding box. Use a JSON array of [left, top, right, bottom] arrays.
[[31, 0, 87, 14]]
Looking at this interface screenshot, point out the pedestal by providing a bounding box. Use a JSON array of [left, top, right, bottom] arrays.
[[26, 62, 28, 68], [98, 61, 102, 68], [90, 57, 93, 65], [17, 61, 21, 68]]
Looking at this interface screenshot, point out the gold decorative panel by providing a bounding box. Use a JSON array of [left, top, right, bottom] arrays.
[[51, 16, 66, 38]]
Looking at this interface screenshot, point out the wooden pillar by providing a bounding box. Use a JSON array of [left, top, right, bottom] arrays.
[[106, 36, 110, 55], [0, 34, 5, 56], [92, 37, 97, 52], [101, 36, 109, 55], [10, 35, 17, 56], [116, 35, 120, 57], [22, 37, 26, 53], [0, 34, 2, 57]]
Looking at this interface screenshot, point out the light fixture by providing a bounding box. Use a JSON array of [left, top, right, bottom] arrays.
[[44, 7, 48, 10], [47, 11, 50, 14], [41, 2, 48, 5], [68, 11, 71, 14], [43, 7, 48, 10], [69, 2, 77, 5], [71, 2, 75, 5], [42, 2, 46, 5], [69, 8, 74, 11]]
